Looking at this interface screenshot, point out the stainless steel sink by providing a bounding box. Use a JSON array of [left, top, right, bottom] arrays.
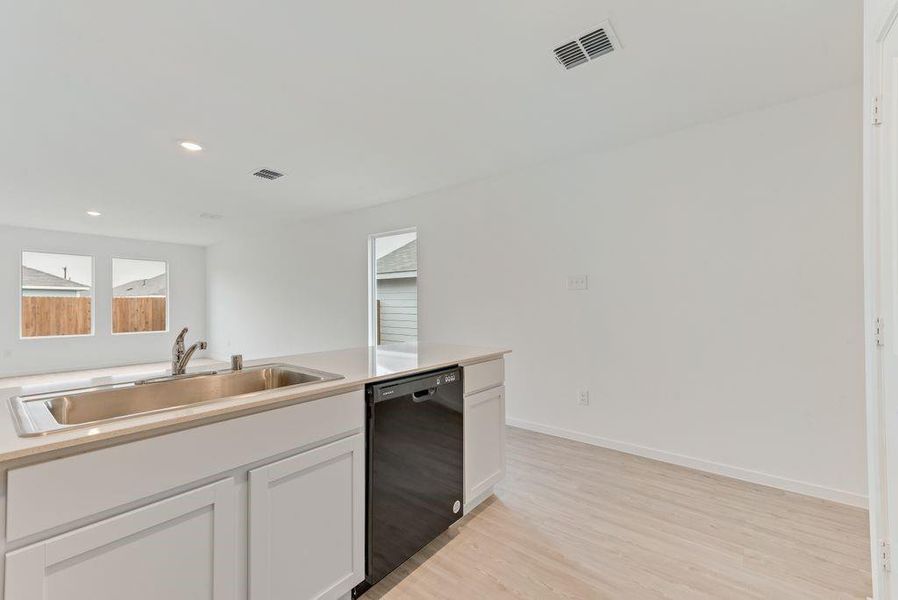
[[8, 364, 344, 437]]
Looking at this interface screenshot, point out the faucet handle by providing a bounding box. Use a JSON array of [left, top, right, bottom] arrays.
[[175, 327, 189, 344], [230, 354, 243, 371]]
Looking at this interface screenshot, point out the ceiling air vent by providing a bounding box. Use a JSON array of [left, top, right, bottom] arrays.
[[553, 41, 588, 70], [253, 168, 284, 180], [553, 21, 620, 70]]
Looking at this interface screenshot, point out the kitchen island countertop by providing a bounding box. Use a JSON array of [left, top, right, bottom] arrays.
[[0, 342, 510, 465]]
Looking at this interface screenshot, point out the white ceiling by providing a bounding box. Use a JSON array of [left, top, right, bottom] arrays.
[[0, 1, 860, 246]]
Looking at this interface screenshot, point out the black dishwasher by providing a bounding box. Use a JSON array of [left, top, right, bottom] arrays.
[[353, 367, 463, 596]]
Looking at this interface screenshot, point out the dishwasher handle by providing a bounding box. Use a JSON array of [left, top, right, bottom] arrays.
[[412, 388, 436, 402]]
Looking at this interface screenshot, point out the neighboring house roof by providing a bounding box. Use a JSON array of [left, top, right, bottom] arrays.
[[21, 266, 90, 290], [377, 240, 417, 276], [113, 273, 167, 297]]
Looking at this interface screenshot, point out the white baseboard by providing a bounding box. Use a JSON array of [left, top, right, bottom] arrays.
[[506, 418, 868, 509], [464, 486, 495, 516]]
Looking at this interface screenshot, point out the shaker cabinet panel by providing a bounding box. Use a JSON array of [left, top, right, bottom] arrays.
[[248, 434, 365, 600], [5, 478, 236, 600], [464, 385, 506, 508]]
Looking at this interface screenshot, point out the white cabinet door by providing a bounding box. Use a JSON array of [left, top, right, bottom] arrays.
[[249, 434, 365, 600], [5, 478, 236, 600], [464, 385, 506, 509]]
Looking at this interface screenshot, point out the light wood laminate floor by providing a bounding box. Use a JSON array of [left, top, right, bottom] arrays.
[[364, 427, 871, 600]]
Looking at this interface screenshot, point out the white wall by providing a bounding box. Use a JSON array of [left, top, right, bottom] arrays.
[[207, 86, 866, 505], [0, 225, 206, 377]]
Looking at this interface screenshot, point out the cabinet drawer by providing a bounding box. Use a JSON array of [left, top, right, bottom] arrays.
[[7, 389, 364, 543], [463, 359, 504, 396]]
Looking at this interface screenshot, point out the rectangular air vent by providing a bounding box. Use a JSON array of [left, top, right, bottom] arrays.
[[579, 28, 614, 59], [553, 41, 588, 70], [554, 21, 620, 70], [253, 169, 284, 180]]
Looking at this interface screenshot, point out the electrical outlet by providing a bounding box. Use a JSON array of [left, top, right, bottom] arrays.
[[567, 275, 588, 291], [578, 389, 590, 406]]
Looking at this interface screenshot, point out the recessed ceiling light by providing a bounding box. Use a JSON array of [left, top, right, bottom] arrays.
[[179, 141, 203, 152], [86, 210, 101, 217]]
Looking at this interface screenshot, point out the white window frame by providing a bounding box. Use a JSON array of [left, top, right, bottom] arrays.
[[19, 250, 95, 340], [368, 227, 417, 346], [110, 257, 170, 336]]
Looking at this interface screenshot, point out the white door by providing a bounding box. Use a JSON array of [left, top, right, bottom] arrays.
[[5, 478, 236, 600], [248, 434, 365, 600], [464, 385, 506, 510], [875, 11, 898, 598]]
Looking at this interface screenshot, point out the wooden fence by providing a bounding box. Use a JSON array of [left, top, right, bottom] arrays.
[[21, 297, 91, 337], [21, 296, 166, 337], [113, 297, 166, 333], [376, 300, 382, 344]]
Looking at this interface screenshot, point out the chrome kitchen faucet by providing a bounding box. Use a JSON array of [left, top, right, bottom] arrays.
[[171, 327, 207, 375]]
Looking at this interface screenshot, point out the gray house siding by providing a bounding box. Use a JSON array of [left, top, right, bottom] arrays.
[[377, 277, 417, 343]]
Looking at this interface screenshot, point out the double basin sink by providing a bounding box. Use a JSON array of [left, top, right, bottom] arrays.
[[8, 364, 344, 437]]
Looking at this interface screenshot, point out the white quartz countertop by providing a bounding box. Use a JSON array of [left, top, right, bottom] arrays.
[[0, 343, 510, 464]]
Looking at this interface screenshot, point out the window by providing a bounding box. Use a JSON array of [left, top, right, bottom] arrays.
[[21, 251, 94, 338], [369, 230, 417, 345], [112, 258, 168, 334]]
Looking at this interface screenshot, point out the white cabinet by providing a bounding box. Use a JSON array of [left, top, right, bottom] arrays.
[[6, 390, 363, 543], [248, 434, 365, 600], [464, 384, 506, 512], [464, 358, 505, 396], [463, 358, 507, 512], [5, 478, 236, 600], [1, 390, 366, 600]]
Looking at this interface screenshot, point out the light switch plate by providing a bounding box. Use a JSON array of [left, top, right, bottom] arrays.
[[567, 275, 588, 291], [578, 390, 590, 406]]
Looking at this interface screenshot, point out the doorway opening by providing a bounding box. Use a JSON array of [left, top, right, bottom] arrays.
[[368, 229, 417, 345]]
